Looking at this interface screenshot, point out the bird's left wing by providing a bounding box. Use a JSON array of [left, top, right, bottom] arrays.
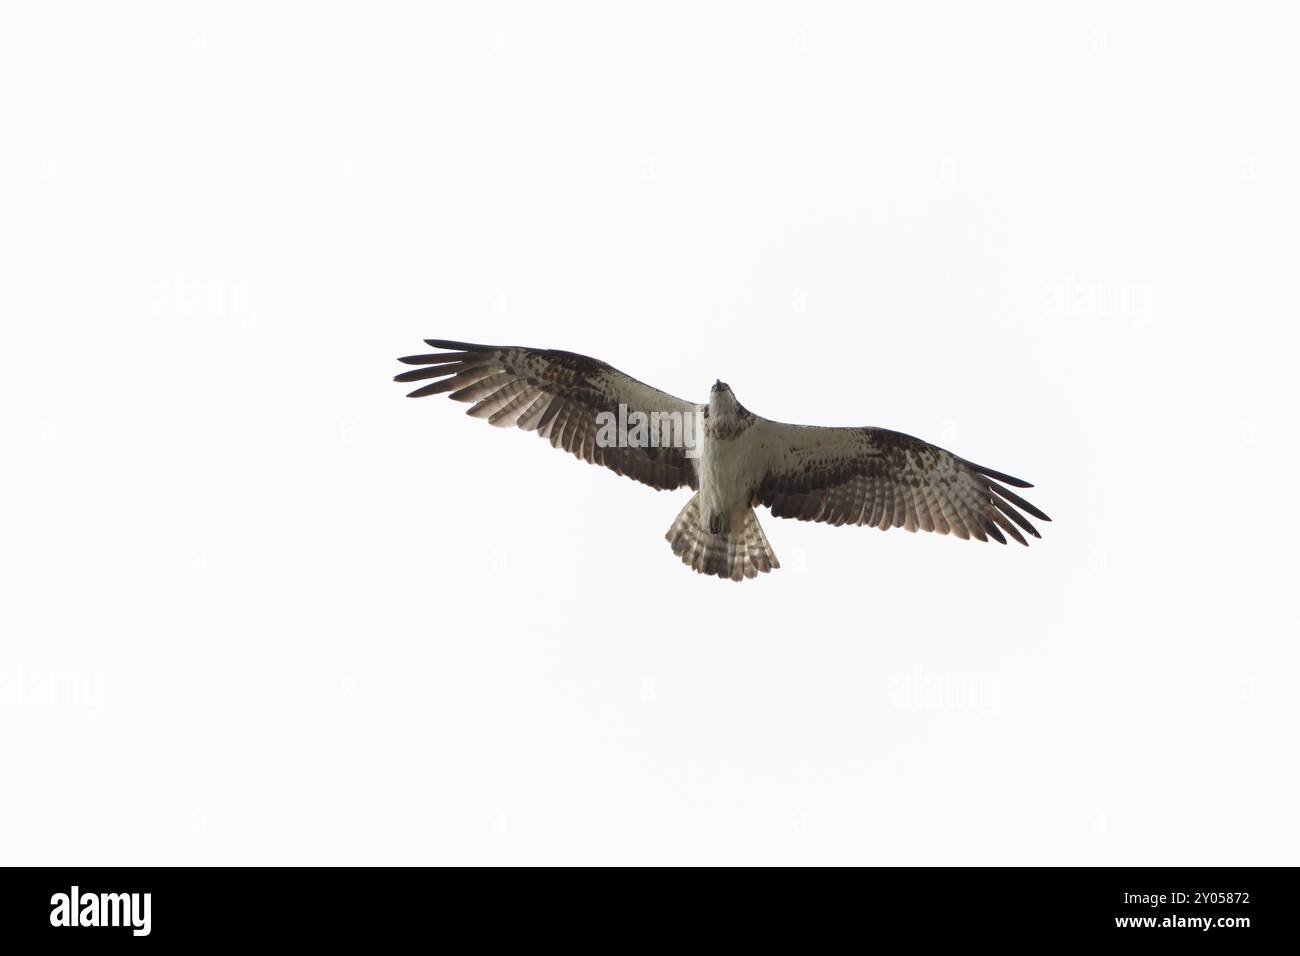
[[396, 339, 699, 491], [752, 421, 1049, 544]]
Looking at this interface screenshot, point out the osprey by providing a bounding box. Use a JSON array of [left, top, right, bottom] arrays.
[[396, 340, 1050, 581]]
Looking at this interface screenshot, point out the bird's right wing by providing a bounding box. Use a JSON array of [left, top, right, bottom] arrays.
[[752, 421, 1049, 544], [396, 340, 700, 491]]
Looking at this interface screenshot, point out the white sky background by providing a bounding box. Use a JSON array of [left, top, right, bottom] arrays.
[[2, 3, 1296, 865]]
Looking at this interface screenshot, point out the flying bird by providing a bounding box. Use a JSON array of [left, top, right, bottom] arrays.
[[396, 340, 1050, 581]]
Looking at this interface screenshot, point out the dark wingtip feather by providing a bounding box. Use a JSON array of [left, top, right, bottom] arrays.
[[968, 461, 1034, 488], [398, 351, 472, 366], [423, 339, 490, 352], [394, 364, 462, 384], [984, 519, 1007, 545]]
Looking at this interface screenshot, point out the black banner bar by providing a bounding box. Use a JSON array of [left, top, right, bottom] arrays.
[[0, 866, 1289, 945]]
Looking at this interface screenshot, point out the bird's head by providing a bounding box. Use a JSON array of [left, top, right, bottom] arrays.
[[708, 379, 745, 422]]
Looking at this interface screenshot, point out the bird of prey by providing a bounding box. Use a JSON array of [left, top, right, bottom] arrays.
[[396, 340, 1050, 581]]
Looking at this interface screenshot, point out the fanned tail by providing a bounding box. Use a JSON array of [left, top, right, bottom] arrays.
[[665, 493, 779, 582]]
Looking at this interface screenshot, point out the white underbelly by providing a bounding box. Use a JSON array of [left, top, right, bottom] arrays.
[[698, 433, 758, 520]]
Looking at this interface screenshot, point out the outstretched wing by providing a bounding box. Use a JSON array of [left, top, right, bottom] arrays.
[[396, 339, 699, 491], [753, 422, 1049, 544]]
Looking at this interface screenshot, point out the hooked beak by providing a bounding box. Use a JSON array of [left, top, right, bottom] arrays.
[[711, 379, 726, 393]]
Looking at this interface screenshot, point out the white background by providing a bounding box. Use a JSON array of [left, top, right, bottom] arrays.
[[2, 3, 1296, 865]]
